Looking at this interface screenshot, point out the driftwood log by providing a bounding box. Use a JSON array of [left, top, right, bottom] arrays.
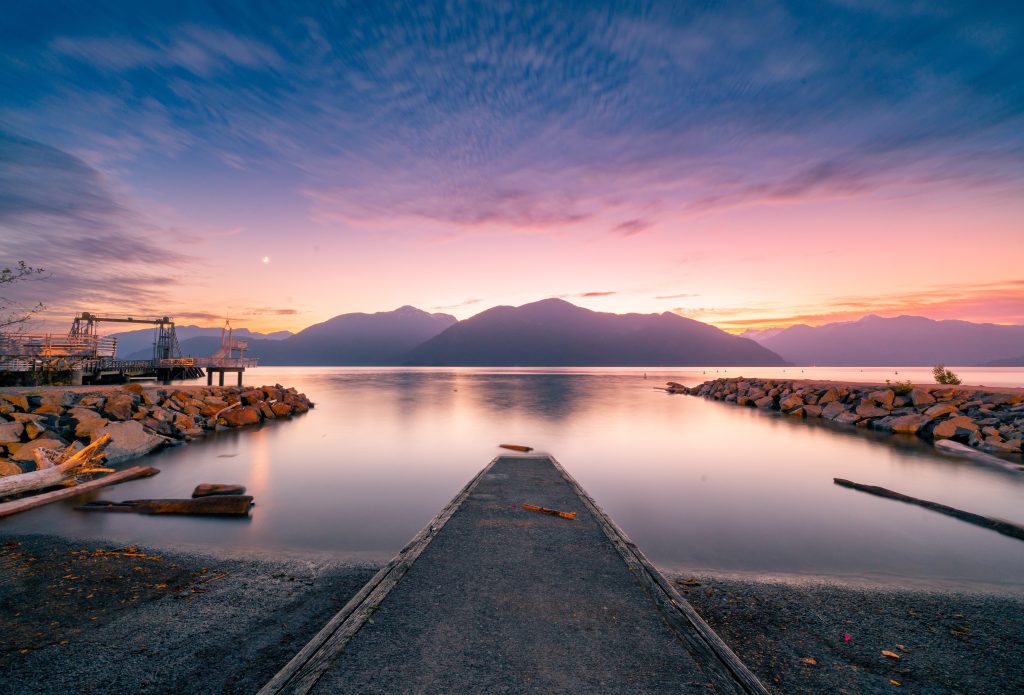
[[76, 494, 254, 517], [0, 466, 159, 519], [834, 478, 1024, 542], [0, 435, 112, 498], [192, 483, 247, 498]]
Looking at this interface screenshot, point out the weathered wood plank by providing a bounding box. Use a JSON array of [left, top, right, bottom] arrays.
[[0, 465, 159, 519]]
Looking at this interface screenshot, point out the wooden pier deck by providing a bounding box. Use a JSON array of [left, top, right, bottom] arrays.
[[260, 455, 767, 694]]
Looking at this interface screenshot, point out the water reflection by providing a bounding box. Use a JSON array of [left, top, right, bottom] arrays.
[[2, 367, 1023, 591]]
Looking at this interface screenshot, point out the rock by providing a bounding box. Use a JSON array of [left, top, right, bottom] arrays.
[[887, 414, 930, 434], [220, 406, 262, 427], [0, 421, 24, 443], [803, 404, 823, 418], [786, 406, 805, 417], [24, 422, 48, 439], [0, 395, 29, 411], [779, 395, 803, 411], [121, 383, 145, 396], [834, 412, 860, 425], [931, 420, 957, 439], [754, 396, 774, 409], [822, 402, 848, 420], [259, 402, 276, 420], [868, 390, 895, 408], [924, 404, 959, 418], [32, 402, 63, 416], [818, 388, 840, 405], [270, 401, 293, 418], [932, 387, 957, 400], [76, 417, 109, 438], [103, 394, 136, 421], [855, 402, 889, 418], [240, 389, 265, 406], [11, 438, 65, 463], [0, 459, 24, 476], [93, 421, 164, 463]]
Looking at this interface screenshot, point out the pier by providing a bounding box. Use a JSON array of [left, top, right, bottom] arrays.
[[261, 455, 767, 694]]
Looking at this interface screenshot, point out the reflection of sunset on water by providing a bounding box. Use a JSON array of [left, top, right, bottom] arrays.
[[4, 367, 1023, 591]]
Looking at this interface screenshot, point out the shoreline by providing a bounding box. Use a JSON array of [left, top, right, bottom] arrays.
[[1, 532, 1020, 694], [0, 384, 313, 478], [674, 378, 1024, 462]]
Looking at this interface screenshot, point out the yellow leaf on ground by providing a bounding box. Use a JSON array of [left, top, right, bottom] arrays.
[[800, 657, 817, 666], [882, 650, 902, 661]]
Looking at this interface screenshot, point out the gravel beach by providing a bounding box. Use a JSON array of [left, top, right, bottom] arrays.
[[0, 534, 376, 694], [679, 573, 1024, 694], [2, 532, 1021, 694]]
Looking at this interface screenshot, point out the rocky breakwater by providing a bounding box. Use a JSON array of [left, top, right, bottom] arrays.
[[678, 378, 1024, 457], [0, 384, 314, 476]]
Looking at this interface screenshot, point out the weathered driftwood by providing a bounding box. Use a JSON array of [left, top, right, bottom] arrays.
[[0, 435, 112, 498], [0, 466, 159, 519], [498, 443, 533, 452], [834, 478, 1024, 542], [76, 494, 254, 517], [192, 483, 247, 498]]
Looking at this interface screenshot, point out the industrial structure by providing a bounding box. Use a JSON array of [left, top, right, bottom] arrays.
[[0, 312, 257, 385]]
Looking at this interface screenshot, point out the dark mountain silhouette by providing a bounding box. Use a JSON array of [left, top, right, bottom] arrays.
[[986, 355, 1024, 367], [405, 298, 786, 366], [743, 315, 1024, 366], [115, 325, 291, 359], [241, 306, 457, 365]]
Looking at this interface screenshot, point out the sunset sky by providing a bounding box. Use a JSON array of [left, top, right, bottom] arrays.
[[1, 1, 1022, 335]]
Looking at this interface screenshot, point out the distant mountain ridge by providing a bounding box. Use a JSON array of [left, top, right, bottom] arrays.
[[139, 300, 787, 366], [405, 298, 786, 366], [743, 315, 1024, 366]]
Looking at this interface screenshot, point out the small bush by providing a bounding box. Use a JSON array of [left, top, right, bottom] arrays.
[[886, 379, 914, 395], [932, 365, 962, 385]]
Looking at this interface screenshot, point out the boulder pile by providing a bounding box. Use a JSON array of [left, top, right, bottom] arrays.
[[0, 384, 314, 474], [678, 378, 1024, 456]]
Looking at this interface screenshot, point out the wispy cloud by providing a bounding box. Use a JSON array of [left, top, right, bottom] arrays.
[[431, 299, 483, 311]]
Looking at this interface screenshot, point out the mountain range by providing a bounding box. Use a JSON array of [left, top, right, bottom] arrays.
[[743, 315, 1024, 366], [114, 300, 785, 366], [111, 304, 1024, 367]]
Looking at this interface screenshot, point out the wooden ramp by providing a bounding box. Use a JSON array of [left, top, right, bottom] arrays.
[[260, 456, 768, 695]]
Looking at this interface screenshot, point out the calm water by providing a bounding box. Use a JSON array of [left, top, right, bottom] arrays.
[[4, 367, 1024, 591]]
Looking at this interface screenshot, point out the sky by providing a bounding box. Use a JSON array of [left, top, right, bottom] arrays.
[[1, 0, 1022, 335]]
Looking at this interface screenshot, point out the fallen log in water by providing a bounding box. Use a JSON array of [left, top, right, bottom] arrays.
[[0, 435, 112, 498], [834, 478, 1024, 542], [76, 494, 254, 517], [0, 466, 159, 518], [192, 483, 247, 498]]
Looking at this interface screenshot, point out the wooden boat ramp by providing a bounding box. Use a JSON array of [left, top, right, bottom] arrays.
[[260, 455, 768, 694]]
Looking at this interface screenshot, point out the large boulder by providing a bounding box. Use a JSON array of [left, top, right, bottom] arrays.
[[924, 403, 959, 418], [855, 402, 889, 418], [822, 401, 848, 420], [0, 395, 29, 411], [909, 389, 935, 406], [92, 421, 164, 463], [11, 438, 65, 463], [103, 394, 136, 421], [220, 406, 262, 427], [867, 390, 895, 408], [931, 420, 957, 439], [0, 459, 24, 476], [0, 421, 24, 443], [887, 414, 931, 434]]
